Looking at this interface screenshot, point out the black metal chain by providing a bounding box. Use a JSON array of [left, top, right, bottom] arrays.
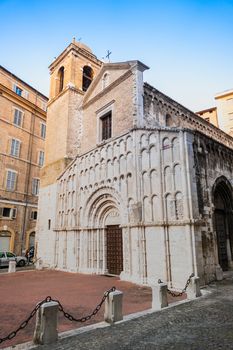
[[0, 296, 50, 344], [51, 286, 116, 323], [0, 287, 116, 344], [158, 273, 194, 297]]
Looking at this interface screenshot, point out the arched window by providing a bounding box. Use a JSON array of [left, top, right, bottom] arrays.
[[58, 66, 64, 93], [82, 66, 93, 92], [102, 72, 109, 90], [165, 114, 173, 127]]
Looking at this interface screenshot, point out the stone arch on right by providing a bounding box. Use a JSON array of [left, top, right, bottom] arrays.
[[212, 176, 233, 271]]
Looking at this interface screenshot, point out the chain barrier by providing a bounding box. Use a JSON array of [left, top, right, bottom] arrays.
[[0, 286, 116, 344], [158, 273, 194, 297], [53, 286, 116, 322]]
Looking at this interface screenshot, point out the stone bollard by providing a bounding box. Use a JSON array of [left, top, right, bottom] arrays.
[[37, 259, 43, 270], [104, 290, 123, 324], [215, 265, 223, 281], [151, 283, 168, 310], [8, 260, 16, 273], [186, 276, 201, 299], [33, 301, 59, 345]]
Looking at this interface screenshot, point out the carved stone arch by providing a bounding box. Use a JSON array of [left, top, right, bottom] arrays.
[[172, 137, 180, 162], [162, 137, 172, 164], [174, 191, 183, 220], [140, 133, 148, 148], [148, 144, 156, 169], [164, 165, 172, 192], [212, 176, 233, 271], [143, 195, 151, 222], [82, 186, 126, 227], [165, 193, 175, 220], [119, 139, 125, 154], [141, 148, 149, 170], [174, 163, 182, 191], [148, 132, 157, 145], [126, 135, 133, 151]]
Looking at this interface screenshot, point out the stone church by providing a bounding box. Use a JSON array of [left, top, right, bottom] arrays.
[[36, 40, 233, 288]]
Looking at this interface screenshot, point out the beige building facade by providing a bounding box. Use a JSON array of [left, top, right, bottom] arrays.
[[197, 89, 233, 137], [0, 66, 48, 254], [37, 41, 233, 288]]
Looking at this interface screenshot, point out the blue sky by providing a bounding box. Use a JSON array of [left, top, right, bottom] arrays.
[[0, 0, 232, 111]]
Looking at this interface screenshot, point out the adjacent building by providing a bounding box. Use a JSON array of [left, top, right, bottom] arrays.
[[0, 65, 48, 254], [197, 89, 233, 137], [36, 40, 233, 288]]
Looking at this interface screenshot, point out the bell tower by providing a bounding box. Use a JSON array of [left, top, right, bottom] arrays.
[[41, 40, 102, 187]]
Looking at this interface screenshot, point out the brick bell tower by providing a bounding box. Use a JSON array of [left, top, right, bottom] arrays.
[[41, 39, 102, 187]]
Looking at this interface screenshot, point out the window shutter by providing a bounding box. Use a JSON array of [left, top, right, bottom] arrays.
[[0, 208, 3, 217], [12, 208, 17, 219], [13, 84, 17, 93], [17, 141, 20, 157], [23, 90, 29, 99]]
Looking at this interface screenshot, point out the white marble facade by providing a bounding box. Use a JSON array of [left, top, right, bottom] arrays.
[[37, 127, 200, 288]]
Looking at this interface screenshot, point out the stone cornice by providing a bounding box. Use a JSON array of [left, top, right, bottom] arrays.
[[144, 82, 233, 150]]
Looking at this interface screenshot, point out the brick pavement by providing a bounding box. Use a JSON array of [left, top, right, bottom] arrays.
[[26, 272, 233, 350], [0, 270, 185, 349]]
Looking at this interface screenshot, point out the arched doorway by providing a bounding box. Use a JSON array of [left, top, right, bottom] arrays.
[[25, 230, 36, 252], [29, 232, 35, 248], [0, 228, 15, 252], [83, 187, 125, 276], [0, 231, 11, 251], [213, 177, 233, 271]]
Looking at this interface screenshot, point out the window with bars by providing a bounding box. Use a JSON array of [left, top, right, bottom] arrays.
[[41, 123, 46, 139], [13, 109, 23, 126], [101, 112, 112, 141], [32, 178, 40, 195], [10, 139, 20, 157], [38, 150, 44, 166], [6, 170, 17, 191]]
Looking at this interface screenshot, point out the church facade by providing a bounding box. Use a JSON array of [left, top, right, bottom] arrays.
[[36, 40, 233, 288]]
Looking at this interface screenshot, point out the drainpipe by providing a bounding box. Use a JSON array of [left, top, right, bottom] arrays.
[[21, 94, 37, 254]]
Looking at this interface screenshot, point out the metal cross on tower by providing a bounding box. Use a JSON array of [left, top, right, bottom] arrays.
[[106, 50, 112, 62]]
